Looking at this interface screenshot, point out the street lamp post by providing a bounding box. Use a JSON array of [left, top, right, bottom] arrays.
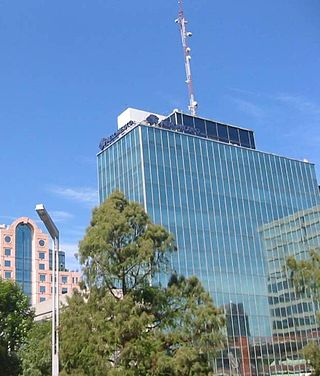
[[35, 204, 59, 376]]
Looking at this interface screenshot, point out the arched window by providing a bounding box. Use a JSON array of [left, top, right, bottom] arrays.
[[15, 223, 33, 301]]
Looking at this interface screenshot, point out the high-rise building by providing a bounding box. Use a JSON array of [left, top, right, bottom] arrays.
[[97, 108, 320, 376], [0, 217, 80, 305]]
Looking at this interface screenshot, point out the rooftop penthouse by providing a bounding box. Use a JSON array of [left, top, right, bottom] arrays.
[[99, 108, 256, 151]]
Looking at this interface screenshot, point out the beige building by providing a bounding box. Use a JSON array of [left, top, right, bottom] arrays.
[[0, 216, 80, 305]]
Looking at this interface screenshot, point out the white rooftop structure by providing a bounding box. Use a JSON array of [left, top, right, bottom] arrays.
[[117, 108, 165, 129]]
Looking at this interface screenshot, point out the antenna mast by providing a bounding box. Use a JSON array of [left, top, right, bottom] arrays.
[[176, 0, 198, 116]]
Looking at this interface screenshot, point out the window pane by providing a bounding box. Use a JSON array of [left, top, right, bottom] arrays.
[[217, 124, 228, 139], [5, 248, 11, 256], [228, 127, 239, 143], [239, 129, 250, 146], [62, 276, 68, 284], [194, 118, 206, 135], [206, 121, 217, 138], [249, 131, 255, 148], [5, 271, 11, 279], [182, 114, 194, 127], [176, 112, 182, 125]]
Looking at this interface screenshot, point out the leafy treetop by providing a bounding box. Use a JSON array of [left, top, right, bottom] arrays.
[[79, 190, 175, 296]]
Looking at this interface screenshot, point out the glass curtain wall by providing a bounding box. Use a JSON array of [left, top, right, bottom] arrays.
[[15, 223, 33, 301], [97, 124, 320, 376]]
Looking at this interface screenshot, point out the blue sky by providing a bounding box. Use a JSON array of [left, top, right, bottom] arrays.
[[0, 0, 319, 270]]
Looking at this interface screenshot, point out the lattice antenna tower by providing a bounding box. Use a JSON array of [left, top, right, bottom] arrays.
[[175, 0, 198, 116]]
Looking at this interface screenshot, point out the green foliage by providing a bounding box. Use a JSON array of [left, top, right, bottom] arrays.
[[287, 249, 320, 303], [19, 321, 51, 376], [0, 278, 34, 376], [302, 342, 320, 376], [287, 249, 320, 374], [20, 191, 225, 375], [79, 190, 175, 295], [56, 280, 224, 375]]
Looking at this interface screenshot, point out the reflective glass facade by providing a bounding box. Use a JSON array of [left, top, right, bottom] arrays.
[[15, 223, 32, 300], [166, 111, 255, 149], [98, 120, 320, 376], [259, 206, 320, 338]]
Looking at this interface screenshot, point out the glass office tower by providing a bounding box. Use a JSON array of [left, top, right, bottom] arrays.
[[97, 108, 320, 376]]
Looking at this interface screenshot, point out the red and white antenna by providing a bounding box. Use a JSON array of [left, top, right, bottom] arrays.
[[175, 0, 198, 116]]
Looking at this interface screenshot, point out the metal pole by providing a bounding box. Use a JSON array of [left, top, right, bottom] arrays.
[[51, 238, 57, 376], [35, 204, 59, 376], [54, 237, 59, 376]]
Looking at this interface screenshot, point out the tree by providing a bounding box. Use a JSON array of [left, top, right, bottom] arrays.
[[287, 249, 320, 304], [0, 278, 34, 376], [19, 321, 51, 376], [79, 190, 175, 295], [287, 249, 320, 376], [20, 191, 225, 375]]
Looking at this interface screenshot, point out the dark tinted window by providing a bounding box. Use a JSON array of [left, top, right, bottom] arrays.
[[239, 129, 250, 146], [176, 112, 182, 125], [206, 121, 217, 138], [194, 118, 206, 135], [182, 114, 194, 127], [228, 127, 239, 143], [168, 114, 175, 124], [4, 248, 11, 256], [249, 131, 255, 148], [217, 124, 228, 140]]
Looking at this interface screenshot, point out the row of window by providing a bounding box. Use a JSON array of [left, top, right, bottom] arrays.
[[2, 270, 78, 284], [2, 236, 46, 246], [2, 270, 79, 285], [38, 274, 79, 284], [39, 286, 68, 294], [272, 315, 316, 330], [2, 268, 78, 284], [1, 250, 47, 260], [271, 301, 314, 317], [167, 112, 256, 149]]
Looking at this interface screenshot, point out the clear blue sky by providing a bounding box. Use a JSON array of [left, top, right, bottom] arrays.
[[0, 0, 319, 270]]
